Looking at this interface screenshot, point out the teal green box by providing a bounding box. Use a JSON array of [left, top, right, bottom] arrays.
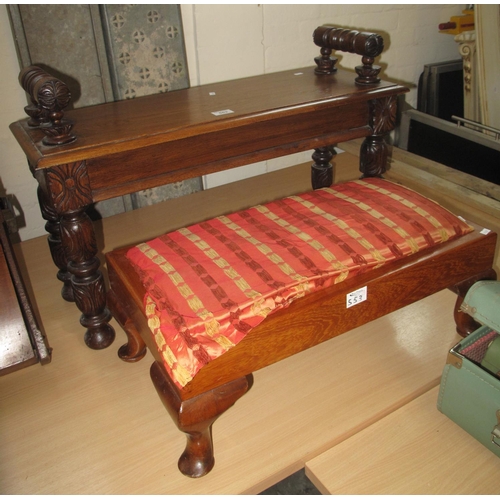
[[437, 281, 500, 458]]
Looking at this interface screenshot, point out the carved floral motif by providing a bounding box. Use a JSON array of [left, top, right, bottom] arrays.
[[46, 162, 93, 214], [369, 96, 398, 135]]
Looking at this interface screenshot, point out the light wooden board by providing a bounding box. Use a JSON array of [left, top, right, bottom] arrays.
[[0, 268, 461, 494], [0, 150, 492, 494], [306, 386, 500, 495]]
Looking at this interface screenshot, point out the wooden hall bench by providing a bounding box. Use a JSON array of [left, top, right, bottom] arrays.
[[10, 27, 497, 478]]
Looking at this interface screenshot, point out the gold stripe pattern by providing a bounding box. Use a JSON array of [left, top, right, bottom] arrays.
[[137, 242, 234, 350], [290, 194, 388, 266], [323, 186, 421, 254], [145, 296, 193, 387], [255, 203, 350, 283], [217, 215, 309, 293], [179, 227, 261, 300], [356, 179, 450, 241], [178, 226, 272, 317]]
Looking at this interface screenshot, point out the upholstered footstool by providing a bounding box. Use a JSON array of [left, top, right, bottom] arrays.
[[105, 177, 496, 477]]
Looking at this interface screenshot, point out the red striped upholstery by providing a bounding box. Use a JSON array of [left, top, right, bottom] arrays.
[[126, 178, 473, 388]]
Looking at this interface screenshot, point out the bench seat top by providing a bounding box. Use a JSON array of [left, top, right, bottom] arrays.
[[125, 178, 473, 388], [10, 67, 407, 170]]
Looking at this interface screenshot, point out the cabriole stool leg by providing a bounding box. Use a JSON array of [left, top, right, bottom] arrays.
[[107, 289, 147, 362], [150, 361, 251, 478]]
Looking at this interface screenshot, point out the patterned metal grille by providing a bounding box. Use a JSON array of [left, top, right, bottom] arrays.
[[102, 5, 189, 99], [9, 4, 201, 219]]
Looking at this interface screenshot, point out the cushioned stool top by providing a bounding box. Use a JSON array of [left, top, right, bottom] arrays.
[[126, 178, 473, 388]]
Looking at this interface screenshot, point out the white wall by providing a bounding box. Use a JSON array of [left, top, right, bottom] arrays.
[[0, 4, 464, 240], [0, 6, 46, 241]]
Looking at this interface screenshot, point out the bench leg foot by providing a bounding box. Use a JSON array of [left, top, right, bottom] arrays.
[[107, 290, 147, 362], [150, 361, 251, 478], [450, 269, 497, 337]]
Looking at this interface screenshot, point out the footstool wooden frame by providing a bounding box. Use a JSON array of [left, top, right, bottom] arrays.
[[106, 210, 496, 477]]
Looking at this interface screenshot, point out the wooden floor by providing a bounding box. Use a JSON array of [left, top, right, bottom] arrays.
[[1, 148, 499, 494], [306, 387, 500, 495]]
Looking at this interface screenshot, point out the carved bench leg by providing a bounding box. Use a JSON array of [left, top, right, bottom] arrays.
[[150, 361, 252, 478], [62, 211, 115, 350], [360, 96, 398, 178], [311, 145, 336, 189], [37, 185, 74, 302], [37, 163, 115, 350], [360, 135, 388, 178], [449, 269, 497, 337], [107, 289, 147, 362]]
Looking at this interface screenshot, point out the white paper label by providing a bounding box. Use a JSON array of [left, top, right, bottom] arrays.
[[212, 109, 234, 116], [480, 228, 491, 235], [346, 286, 367, 308]]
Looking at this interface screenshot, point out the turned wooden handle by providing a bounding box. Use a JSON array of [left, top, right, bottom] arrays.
[[313, 26, 384, 84], [313, 26, 384, 58], [19, 66, 71, 111], [18, 66, 76, 145]]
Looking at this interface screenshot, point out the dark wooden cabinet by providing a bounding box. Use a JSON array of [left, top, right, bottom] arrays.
[[0, 198, 51, 375]]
